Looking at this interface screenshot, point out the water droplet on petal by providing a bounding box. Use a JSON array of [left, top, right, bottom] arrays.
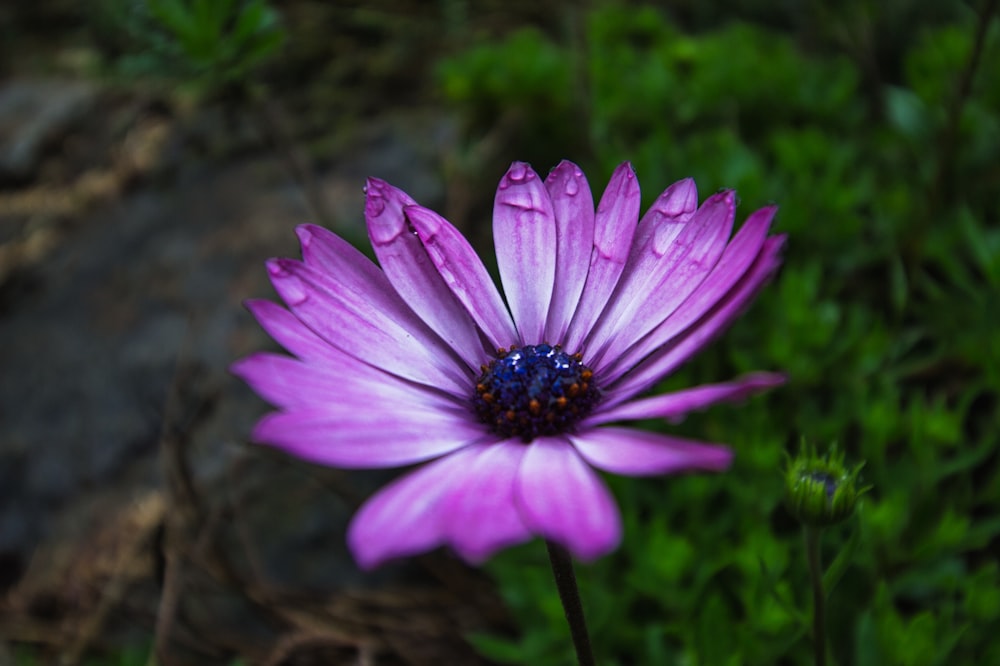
[[297, 226, 313, 249], [282, 277, 309, 305], [507, 162, 529, 182], [268, 263, 309, 305], [367, 195, 386, 217], [266, 261, 284, 278], [563, 176, 579, 196], [364, 179, 387, 217]]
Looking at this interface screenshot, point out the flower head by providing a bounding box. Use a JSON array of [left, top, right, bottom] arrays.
[[785, 443, 869, 527], [232, 161, 786, 569]]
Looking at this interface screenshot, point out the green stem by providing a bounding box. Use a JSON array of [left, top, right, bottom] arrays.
[[917, 0, 999, 264], [545, 541, 596, 666], [805, 526, 827, 666]]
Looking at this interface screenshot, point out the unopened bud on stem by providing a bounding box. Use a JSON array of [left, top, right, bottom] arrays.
[[785, 443, 869, 527]]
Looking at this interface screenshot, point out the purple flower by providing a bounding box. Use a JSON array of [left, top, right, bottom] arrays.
[[232, 161, 785, 569]]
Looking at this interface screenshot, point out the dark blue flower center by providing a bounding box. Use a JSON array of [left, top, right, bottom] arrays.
[[473, 344, 601, 442], [807, 472, 838, 500]]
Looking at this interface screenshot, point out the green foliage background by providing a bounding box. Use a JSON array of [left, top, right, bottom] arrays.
[[438, 1, 1000, 664], [93, 0, 285, 90]]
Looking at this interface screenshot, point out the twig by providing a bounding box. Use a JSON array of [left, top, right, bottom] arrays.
[[926, 0, 999, 217], [243, 84, 337, 229], [152, 551, 183, 666], [61, 497, 165, 666]]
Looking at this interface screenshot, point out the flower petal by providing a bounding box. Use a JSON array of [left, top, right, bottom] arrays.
[[543, 161, 595, 343], [597, 205, 778, 384], [244, 299, 337, 362], [493, 162, 557, 343], [296, 223, 435, 338], [570, 427, 732, 476], [587, 190, 736, 368], [267, 258, 470, 395], [629, 177, 698, 257], [296, 223, 382, 284], [231, 351, 450, 411], [348, 448, 481, 569], [564, 162, 641, 352], [439, 442, 533, 563], [251, 405, 479, 469], [587, 372, 786, 426], [604, 235, 786, 407], [515, 438, 622, 560], [364, 179, 484, 366], [405, 204, 518, 349]]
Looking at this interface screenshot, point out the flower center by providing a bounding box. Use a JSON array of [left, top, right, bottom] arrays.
[[472, 344, 601, 442], [807, 472, 838, 500]]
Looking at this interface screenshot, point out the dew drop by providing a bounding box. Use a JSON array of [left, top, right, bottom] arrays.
[[283, 279, 309, 305], [563, 176, 579, 196], [366, 196, 386, 217], [268, 266, 309, 305], [297, 227, 313, 248], [507, 162, 529, 182]]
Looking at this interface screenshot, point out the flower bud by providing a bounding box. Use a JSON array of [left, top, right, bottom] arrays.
[[785, 443, 869, 527]]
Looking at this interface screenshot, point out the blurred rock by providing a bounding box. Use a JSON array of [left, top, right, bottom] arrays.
[[0, 80, 98, 184], [0, 102, 506, 664]]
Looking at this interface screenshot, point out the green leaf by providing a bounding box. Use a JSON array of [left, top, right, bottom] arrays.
[[146, 0, 194, 37], [822, 520, 861, 596]]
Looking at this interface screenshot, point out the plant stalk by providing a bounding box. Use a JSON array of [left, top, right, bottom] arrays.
[[545, 540, 596, 666], [929, 0, 999, 212], [805, 526, 827, 666]]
